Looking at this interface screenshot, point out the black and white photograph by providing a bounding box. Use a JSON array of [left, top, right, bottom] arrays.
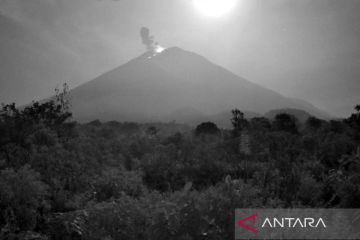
[[0, 0, 360, 239]]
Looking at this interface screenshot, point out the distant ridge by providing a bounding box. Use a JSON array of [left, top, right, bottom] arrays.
[[69, 47, 332, 124]]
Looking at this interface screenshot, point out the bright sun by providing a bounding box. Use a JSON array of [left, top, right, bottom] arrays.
[[193, 0, 237, 17]]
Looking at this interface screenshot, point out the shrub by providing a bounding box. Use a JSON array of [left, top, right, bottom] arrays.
[[0, 165, 48, 232], [195, 122, 220, 136]]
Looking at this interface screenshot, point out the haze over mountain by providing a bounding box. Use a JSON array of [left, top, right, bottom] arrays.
[[69, 47, 331, 126]]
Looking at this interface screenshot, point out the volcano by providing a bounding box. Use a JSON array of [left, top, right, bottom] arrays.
[[69, 47, 331, 126]]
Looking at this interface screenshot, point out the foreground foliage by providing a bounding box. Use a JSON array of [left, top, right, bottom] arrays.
[[0, 94, 360, 239]]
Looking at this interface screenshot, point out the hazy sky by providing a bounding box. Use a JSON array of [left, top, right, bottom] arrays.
[[0, 0, 359, 117]]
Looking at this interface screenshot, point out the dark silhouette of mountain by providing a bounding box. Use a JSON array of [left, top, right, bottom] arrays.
[[265, 108, 313, 123], [69, 47, 332, 124]]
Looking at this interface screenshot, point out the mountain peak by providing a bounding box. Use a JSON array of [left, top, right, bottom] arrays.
[[69, 47, 331, 123], [139, 46, 201, 62], [162, 46, 184, 53], [156, 46, 205, 59]]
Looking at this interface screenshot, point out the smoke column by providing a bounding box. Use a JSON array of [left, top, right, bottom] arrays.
[[140, 27, 154, 51], [140, 27, 164, 53]]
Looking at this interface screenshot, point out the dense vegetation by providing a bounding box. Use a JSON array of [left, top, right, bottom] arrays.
[[0, 89, 360, 239]]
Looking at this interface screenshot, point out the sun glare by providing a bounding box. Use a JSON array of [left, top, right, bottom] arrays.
[[193, 0, 237, 17]]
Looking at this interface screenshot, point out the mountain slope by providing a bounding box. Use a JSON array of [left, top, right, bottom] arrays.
[[69, 47, 332, 124]]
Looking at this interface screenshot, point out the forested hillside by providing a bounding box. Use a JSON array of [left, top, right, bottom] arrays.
[[1, 90, 359, 239]]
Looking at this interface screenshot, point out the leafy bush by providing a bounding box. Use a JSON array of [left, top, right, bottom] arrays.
[[93, 168, 145, 201], [195, 122, 220, 136], [0, 165, 48, 233]]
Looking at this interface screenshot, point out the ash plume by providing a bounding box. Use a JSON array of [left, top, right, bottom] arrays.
[[140, 27, 163, 53]]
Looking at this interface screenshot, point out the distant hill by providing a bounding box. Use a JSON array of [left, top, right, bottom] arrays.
[[69, 47, 332, 124]]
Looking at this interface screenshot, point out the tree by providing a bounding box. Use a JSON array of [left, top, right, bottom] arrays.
[[0, 165, 48, 233], [231, 109, 248, 136], [0, 84, 73, 168], [195, 122, 220, 136], [272, 113, 298, 134], [306, 116, 323, 131], [0, 84, 72, 138], [346, 104, 360, 131], [146, 126, 158, 137], [250, 117, 271, 131], [355, 105, 360, 113]]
